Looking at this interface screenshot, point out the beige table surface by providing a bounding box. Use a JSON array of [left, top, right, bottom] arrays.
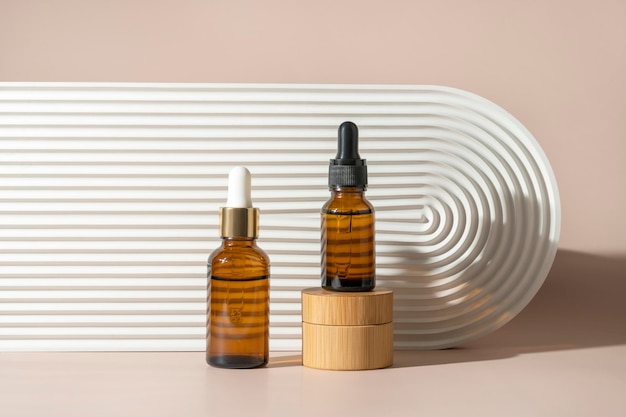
[[2, 252, 626, 417], [1, 346, 625, 417]]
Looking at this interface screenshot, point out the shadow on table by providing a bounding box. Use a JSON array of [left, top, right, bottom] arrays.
[[392, 249, 626, 368]]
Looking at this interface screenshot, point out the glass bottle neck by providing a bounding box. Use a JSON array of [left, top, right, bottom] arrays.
[[222, 237, 257, 247], [330, 186, 366, 193], [330, 186, 367, 199]]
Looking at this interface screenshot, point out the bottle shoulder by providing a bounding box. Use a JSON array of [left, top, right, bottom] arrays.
[[208, 241, 270, 276], [322, 193, 374, 215], [210, 243, 269, 261]]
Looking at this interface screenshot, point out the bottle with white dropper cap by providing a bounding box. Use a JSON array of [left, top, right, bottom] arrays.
[[206, 167, 270, 368]]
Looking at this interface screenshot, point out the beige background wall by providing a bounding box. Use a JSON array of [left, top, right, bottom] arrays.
[[1, 0, 625, 255]]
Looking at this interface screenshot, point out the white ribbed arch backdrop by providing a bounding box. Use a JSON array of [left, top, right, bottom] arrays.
[[0, 83, 560, 351]]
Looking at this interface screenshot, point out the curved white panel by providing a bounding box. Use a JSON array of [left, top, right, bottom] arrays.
[[0, 83, 560, 350]]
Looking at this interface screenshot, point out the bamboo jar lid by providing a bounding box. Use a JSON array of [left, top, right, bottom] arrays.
[[301, 288, 393, 370]]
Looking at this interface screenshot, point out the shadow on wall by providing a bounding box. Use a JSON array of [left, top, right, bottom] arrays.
[[393, 250, 626, 367]]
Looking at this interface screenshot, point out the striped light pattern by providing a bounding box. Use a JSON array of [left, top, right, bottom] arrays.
[[0, 83, 560, 351]]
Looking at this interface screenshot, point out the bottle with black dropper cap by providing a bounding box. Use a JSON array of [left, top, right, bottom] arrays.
[[321, 121, 375, 292]]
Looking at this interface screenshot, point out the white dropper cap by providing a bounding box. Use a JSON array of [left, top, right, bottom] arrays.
[[226, 166, 253, 208], [219, 167, 259, 238]]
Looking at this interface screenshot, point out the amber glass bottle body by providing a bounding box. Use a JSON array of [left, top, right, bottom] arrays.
[[207, 237, 270, 368], [321, 186, 375, 292]]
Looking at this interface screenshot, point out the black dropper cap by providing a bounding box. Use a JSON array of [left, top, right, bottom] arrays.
[[328, 121, 368, 189]]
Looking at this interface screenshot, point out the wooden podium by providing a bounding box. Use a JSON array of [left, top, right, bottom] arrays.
[[301, 288, 393, 370]]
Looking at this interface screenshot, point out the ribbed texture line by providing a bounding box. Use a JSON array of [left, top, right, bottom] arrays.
[[328, 165, 368, 188]]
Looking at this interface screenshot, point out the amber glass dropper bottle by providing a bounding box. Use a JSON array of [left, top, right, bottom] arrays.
[[321, 121, 376, 292], [206, 167, 270, 368]]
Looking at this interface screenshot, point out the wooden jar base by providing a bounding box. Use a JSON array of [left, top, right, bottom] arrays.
[[302, 322, 393, 370], [301, 288, 393, 371]]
